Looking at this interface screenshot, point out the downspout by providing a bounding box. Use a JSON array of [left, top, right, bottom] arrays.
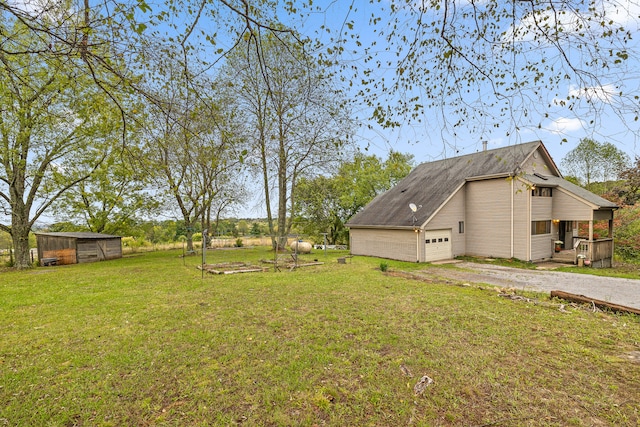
[[416, 229, 420, 262], [528, 184, 532, 261], [510, 177, 514, 258]]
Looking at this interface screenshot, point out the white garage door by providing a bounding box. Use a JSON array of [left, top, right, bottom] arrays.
[[424, 230, 452, 262]]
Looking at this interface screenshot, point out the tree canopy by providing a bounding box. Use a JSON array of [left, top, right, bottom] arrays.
[[295, 151, 414, 245], [561, 138, 630, 191], [0, 17, 123, 267], [2, 0, 639, 265]]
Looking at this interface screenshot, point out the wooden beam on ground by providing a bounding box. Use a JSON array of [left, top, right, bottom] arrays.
[[551, 290, 640, 316]]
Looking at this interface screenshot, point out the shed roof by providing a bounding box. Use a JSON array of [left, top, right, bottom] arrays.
[[35, 232, 121, 239], [347, 141, 552, 228], [522, 174, 618, 209]]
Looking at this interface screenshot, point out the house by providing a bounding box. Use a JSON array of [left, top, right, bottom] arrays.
[[35, 232, 122, 266], [346, 141, 618, 267]]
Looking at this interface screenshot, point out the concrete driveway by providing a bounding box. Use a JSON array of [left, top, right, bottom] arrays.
[[427, 261, 640, 311]]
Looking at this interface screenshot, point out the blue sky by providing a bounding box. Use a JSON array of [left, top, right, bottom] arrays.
[[137, 0, 639, 166], [8, 0, 640, 223], [278, 0, 640, 166], [153, 0, 640, 218]]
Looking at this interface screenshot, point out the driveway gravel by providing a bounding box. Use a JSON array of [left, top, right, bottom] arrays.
[[426, 261, 640, 311]]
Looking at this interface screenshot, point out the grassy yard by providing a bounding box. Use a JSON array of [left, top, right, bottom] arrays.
[[1, 248, 639, 426]]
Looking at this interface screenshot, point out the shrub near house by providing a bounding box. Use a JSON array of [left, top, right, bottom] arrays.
[[613, 205, 640, 260]]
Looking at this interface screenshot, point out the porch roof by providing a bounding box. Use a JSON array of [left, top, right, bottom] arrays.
[[522, 174, 618, 210]]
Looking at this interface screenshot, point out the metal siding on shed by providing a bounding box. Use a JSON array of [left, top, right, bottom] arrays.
[[350, 228, 417, 262]]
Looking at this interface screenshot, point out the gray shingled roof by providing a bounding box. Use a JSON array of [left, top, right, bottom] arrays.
[[35, 232, 121, 239], [347, 141, 546, 228], [523, 174, 618, 209]]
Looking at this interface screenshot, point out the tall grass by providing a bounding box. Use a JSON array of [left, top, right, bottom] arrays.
[[1, 248, 639, 426]]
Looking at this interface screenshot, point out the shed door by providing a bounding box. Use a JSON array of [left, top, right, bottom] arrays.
[[424, 230, 452, 262]]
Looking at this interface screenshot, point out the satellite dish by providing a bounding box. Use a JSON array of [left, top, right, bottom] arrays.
[[409, 203, 417, 212]]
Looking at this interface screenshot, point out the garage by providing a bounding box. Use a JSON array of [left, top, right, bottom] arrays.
[[424, 229, 452, 262]]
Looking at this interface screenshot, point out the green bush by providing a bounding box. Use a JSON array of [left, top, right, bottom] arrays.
[[379, 262, 388, 272], [235, 238, 244, 248]]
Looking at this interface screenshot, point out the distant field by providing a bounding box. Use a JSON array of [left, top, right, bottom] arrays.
[[1, 248, 639, 426]]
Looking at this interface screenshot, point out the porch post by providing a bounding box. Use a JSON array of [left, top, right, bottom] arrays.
[[589, 220, 594, 241], [608, 219, 613, 238]]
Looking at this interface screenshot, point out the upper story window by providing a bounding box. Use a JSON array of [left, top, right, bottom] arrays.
[[532, 187, 552, 197]]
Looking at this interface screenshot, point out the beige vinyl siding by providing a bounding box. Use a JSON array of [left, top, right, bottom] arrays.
[[425, 187, 465, 257], [350, 228, 417, 262], [465, 178, 511, 258], [530, 191, 554, 261], [552, 189, 594, 220], [531, 195, 552, 220], [594, 210, 613, 221], [531, 234, 553, 261], [512, 179, 530, 260], [521, 148, 555, 175]]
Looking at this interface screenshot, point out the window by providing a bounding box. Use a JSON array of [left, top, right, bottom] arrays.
[[532, 187, 552, 197], [458, 221, 464, 233], [531, 220, 551, 235], [425, 239, 431, 244]]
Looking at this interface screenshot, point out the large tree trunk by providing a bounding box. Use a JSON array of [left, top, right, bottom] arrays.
[[11, 210, 32, 269], [8, 174, 32, 269]]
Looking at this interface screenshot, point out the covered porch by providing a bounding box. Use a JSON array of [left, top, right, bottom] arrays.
[[552, 209, 615, 268]]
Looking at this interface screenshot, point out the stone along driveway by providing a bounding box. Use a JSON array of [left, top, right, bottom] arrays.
[[426, 262, 640, 311]]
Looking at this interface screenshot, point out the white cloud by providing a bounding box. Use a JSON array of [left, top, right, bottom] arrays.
[[552, 83, 618, 107], [504, 0, 640, 44], [568, 84, 618, 104], [602, 0, 640, 29], [544, 117, 584, 134]]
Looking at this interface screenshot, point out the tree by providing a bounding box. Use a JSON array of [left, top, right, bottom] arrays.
[[141, 60, 243, 252], [221, 34, 353, 250], [295, 151, 414, 245], [614, 156, 640, 206], [332, 0, 640, 140], [51, 146, 159, 235], [295, 175, 345, 245], [337, 151, 415, 220], [4, 0, 638, 143], [0, 19, 122, 268], [561, 138, 630, 192]]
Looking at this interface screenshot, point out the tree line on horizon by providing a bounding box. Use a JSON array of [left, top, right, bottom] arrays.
[[2, 1, 639, 268]]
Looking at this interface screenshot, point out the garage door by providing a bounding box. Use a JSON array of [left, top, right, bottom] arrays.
[[424, 230, 452, 262]]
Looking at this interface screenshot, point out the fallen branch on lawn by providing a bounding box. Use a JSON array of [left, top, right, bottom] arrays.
[[551, 291, 640, 316]]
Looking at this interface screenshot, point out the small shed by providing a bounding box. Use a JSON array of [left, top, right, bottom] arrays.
[[35, 232, 122, 266]]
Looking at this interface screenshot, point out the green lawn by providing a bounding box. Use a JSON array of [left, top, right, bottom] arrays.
[[1, 248, 639, 426]]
